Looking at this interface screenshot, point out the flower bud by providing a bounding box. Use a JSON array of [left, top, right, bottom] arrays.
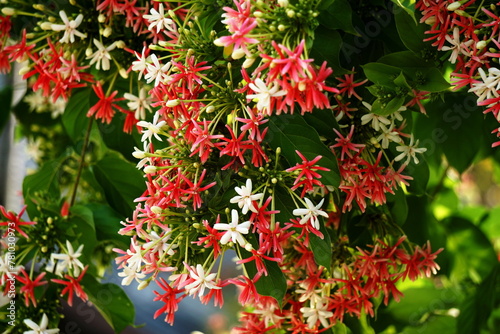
[[85, 48, 93, 57], [242, 57, 256, 68], [137, 280, 150, 290], [119, 68, 129, 79], [98, 14, 106, 23], [151, 206, 163, 214], [102, 26, 112, 38], [1, 7, 15, 16], [132, 150, 145, 159], [40, 22, 53, 30], [232, 48, 246, 59], [166, 99, 180, 107], [476, 40, 487, 50], [144, 166, 157, 174], [446, 2, 461, 11]]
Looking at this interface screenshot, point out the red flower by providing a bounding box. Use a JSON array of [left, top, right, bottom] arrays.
[[0, 205, 36, 239], [87, 82, 126, 124], [153, 277, 186, 325], [286, 150, 330, 196], [15, 269, 48, 307], [51, 266, 89, 307]]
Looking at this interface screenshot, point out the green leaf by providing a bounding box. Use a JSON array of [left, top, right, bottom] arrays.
[[378, 52, 450, 92], [81, 275, 135, 333], [310, 29, 348, 75], [302, 108, 340, 142], [383, 283, 459, 325], [387, 187, 408, 226], [457, 263, 500, 334], [400, 316, 457, 334], [22, 157, 66, 217], [266, 114, 340, 188], [0, 85, 12, 133], [371, 95, 405, 116], [362, 63, 401, 88], [404, 159, 429, 196], [93, 152, 145, 217], [248, 258, 287, 308], [394, 8, 430, 56], [62, 88, 92, 142], [317, 0, 357, 35], [310, 217, 332, 270], [390, 0, 416, 22], [68, 205, 98, 261], [442, 216, 498, 282], [85, 203, 129, 247]]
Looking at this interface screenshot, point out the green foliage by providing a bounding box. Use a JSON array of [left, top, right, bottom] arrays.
[[93, 151, 145, 217], [266, 114, 340, 188], [81, 275, 136, 333]]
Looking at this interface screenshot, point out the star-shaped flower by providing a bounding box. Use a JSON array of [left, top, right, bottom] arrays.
[[213, 209, 251, 247], [292, 198, 328, 230]]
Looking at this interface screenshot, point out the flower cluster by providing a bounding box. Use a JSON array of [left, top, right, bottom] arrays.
[[1, 0, 454, 332], [416, 0, 500, 146], [112, 0, 439, 332]]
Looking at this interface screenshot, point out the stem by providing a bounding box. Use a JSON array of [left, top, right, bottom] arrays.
[[69, 117, 94, 207]]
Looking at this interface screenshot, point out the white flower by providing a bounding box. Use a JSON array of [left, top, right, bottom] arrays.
[[360, 102, 391, 131], [124, 87, 152, 120], [441, 27, 474, 64], [126, 241, 150, 272], [131, 47, 149, 80], [117, 265, 146, 286], [376, 123, 401, 148], [394, 134, 427, 165], [229, 179, 263, 214], [133, 142, 151, 169], [469, 67, 500, 102], [143, 230, 178, 258], [50, 240, 85, 276], [23, 313, 59, 334], [86, 39, 117, 71], [50, 10, 87, 44], [184, 264, 220, 297], [137, 112, 167, 142], [247, 78, 287, 113], [293, 198, 328, 230], [213, 209, 251, 247], [144, 54, 172, 87], [300, 299, 334, 329], [143, 3, 175, 34]]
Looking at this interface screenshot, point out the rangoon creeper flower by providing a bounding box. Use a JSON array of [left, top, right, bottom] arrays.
[[145, 54, 172, 87], [394, 134, 427, 165], [230, 179, 263, 214], [137, 112, 167, 142], [124, 87, 152, 120], [50, 10, 87, 44], [440, 27, 474, 64], [143, 3, 175, 33], [247, 78, 287, 113], [184, 263, 220, 297], [50, 240, 85, 276], [300, 299, 334, 329], [23, 313, 59, 334], [118, 265, 146, 286], [126, 241, 150, 272], [469, 67, 500, 102], [86, 39, 117, 71], [213, 209, 251, 247], [293, 198, 328, 230]]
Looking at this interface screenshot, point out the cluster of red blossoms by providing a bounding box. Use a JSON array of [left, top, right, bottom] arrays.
[[416, 0, 500, 146], [111, 0, 439, 332], [1, 0, 445, 332]]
